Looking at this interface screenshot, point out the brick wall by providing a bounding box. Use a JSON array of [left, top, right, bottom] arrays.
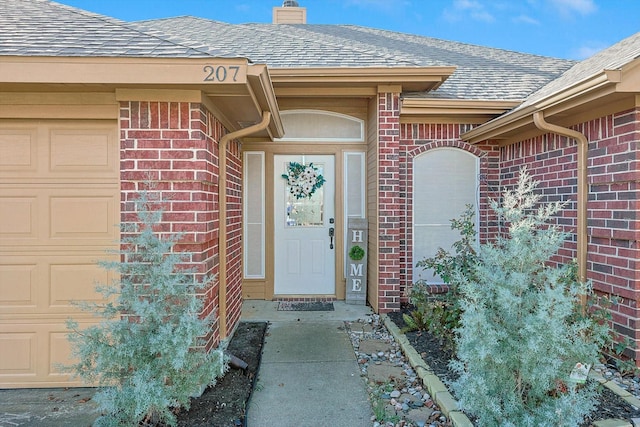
[[498, 107, 640, 362], [500, 131, 580, 266], [223, 135, 244, 336], [119, 100, 240, 351], [398, 123, 498, 301], [377, 92, 401, 312]]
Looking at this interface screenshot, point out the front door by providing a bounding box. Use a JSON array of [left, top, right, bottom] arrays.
[[274, 155, 335, 295]]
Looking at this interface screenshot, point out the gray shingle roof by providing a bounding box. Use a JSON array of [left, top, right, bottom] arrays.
[[0, 0, 576, 101], [0, 0, 227, 57], [519, 31, 640, 109], [134, 17, 575, 100]]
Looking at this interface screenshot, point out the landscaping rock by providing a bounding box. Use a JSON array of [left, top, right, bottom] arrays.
[[359, 339, 393, 354], [406, 407, 435, 425], [345, 315, 452, 426], [367, 362, 407, 384]]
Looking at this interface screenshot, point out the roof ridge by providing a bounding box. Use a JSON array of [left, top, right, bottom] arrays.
[[133, 16, 242, 58], [351, 25, 574, 62], [137, 17, 419, 66], [243, 22, 426, 67], [48, 1, 218, 57], [136, 15, 228, 25]]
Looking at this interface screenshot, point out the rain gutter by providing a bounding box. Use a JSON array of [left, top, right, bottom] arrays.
[[218, 111, 272, 338]]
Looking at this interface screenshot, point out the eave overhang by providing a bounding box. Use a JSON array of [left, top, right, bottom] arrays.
[[461, 60, 640, 146], [0, 56, 283, 139], [269, 66, 456, 97], [400, 98, 521, 124]]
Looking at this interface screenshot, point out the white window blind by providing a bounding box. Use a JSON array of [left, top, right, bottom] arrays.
[[413, 148, 478, 283], [243, 151, 265, 278]]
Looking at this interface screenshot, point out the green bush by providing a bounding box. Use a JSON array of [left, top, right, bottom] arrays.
[[450, 168, 609, 426], [66, 191, 227, 427], [409, 204, 477, 350]]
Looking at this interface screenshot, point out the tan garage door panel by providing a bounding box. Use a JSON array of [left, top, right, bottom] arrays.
[[0, 188, 119, 246], [0, 120, 118, 388], [0, 122, 118, 181], [0, 253, 115, 315], [0, 319, 98, 388]]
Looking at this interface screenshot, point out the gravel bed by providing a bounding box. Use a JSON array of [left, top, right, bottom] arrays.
[[345, 314, 452, 427]]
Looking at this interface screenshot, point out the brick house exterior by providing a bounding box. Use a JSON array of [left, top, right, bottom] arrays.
[[119, 101, 240, 350], [483, 109, 640, 361], [1, 0, 639, 388], [461, 40, 640, 360]]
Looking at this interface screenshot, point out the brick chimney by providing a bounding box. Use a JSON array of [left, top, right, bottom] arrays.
[[273, 1, 306, 24]]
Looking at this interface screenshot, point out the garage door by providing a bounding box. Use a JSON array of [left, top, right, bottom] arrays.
[[0, 120, 119, 388]]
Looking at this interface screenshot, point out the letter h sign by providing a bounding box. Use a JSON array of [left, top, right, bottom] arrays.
[[346, 218, 368, 305]]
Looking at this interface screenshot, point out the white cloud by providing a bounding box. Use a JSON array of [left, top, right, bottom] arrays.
[[345, 0, 410, 12], [443, 0, 496, 23], [549, 0, 597, 15], [572, 42, 607, 59], [513, 14, 540, 25]]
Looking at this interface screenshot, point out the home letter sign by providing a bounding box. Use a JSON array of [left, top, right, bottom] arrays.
[[346, 218, 368, 305]]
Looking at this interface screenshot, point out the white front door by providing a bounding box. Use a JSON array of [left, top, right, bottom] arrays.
[[274, 155, 335, 295]]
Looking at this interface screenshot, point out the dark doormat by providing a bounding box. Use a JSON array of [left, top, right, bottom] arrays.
[[277, 301, 335, 311]]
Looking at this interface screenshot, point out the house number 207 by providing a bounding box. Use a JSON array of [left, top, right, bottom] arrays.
[[203, 65, 240, 82]]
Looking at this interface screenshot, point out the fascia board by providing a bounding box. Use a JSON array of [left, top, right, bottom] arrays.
[[0, 56, 252, 86], [401, 98, 520, 116], [462, 70, 621, 144], [269, 66, 456, 93]]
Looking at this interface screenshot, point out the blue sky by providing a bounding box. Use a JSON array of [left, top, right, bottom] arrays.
[[58, 0, 638, 60]]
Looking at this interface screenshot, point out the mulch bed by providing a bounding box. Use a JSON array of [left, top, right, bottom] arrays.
[[387, 306, 640, 426], [175, 321, 267, 427]]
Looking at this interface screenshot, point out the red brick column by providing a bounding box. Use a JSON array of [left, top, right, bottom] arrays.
[[222, 137, 244, 335], [119, 100, 227, 350], [377, 91, 401, 312]]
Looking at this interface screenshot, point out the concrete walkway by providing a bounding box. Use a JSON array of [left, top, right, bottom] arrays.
[[243, 301, 374, 427], [0, 387, 97, 427], [0, 301, 373, 427]]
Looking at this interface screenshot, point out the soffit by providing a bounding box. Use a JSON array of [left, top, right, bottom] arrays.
[[400, 98, 521, 124], [462, 35, 640, 145], [269, 67, 456, 97], [462, 68, 638, 145], [0, 56, 283, 139]]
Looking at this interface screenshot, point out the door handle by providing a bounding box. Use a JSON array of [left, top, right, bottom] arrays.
[[328, 227, 334, 249]]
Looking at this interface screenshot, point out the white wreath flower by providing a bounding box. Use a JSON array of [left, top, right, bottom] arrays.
[[282, 162, 326, 199]]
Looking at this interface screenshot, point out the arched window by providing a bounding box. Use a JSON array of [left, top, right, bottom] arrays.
[[276, 110, 364, 142], [412, 148, 478, 283]]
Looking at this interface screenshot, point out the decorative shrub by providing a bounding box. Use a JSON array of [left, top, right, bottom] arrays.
[[66, 190, 227, 427], [450, 168, 609, 426], [408, 204, 477, 350]]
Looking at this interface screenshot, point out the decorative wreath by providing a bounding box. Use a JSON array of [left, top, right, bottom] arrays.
[[349, 245, 365, 261], [282, 161, 326, 200]]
